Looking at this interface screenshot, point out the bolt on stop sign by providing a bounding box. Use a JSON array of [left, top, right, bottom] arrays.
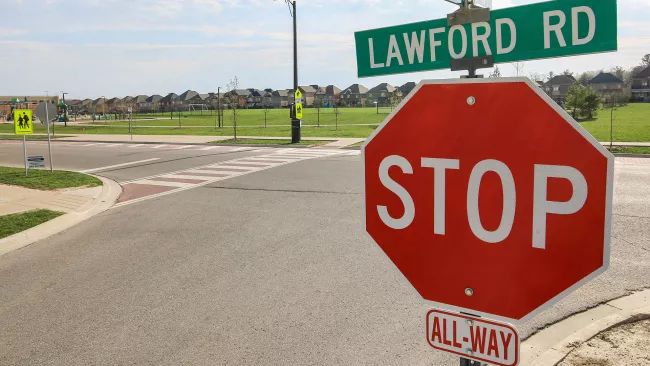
[[363, 78, 613, 324]]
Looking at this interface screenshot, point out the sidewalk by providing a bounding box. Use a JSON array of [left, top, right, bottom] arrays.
[[0, 176, 122, 256], [0, 184, 101, 216], [522, 288, 650, 365], [0, 133, 365, 148], [3, 133, 650, 149]]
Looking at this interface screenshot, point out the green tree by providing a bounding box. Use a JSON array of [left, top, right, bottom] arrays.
[[581, 88, 601, 120], [577, 71, 597, 84], [565, 82, 587, 119], [610, 66, 626, 81]]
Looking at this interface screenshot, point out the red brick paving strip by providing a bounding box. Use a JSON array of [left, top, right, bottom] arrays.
[[149, 177, 208, 184], [118, 184, 176, 203]]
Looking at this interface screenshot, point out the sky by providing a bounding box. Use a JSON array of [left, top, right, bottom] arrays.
[[0, 0, 647, 99]]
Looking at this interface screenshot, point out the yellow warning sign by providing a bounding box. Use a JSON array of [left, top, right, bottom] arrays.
[[295, 103, 303, 119], [294, 89, 302, 101], [14, 109, 33, 135]]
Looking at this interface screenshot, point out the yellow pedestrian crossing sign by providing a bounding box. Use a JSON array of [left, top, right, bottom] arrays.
[[14, 109, 33, 135], [294, 89, 302, 101], [295, 103, 303, 119]]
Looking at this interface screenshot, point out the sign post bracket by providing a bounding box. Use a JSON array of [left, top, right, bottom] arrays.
[[447, 0, 492, 79]]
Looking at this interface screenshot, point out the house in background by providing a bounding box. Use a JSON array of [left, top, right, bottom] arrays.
[[262, 90, 273, 106], [271, 89, 289, 108], [340, 84, 368, 107], [160, 93, 180, 111], [587, 72, 628, 104], [224, 89, 251, 107], [398, 82, 417, 97], [143, 95, 163, 112], [367, 83, 400, 105], [631, 66, 650, 102], [246, 89, 264, 108], [543, 74, 576, 104], [178, 90, 199, 109], [314, 85, 341, 107]]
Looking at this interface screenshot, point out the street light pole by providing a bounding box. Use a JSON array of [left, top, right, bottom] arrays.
[[280, 0, 300, 143]]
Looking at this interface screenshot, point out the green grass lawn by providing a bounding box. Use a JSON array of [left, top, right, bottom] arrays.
[[129, 108, 387, 127], [0, 209, 64, 239], [579, 104, 650, 142], [0, 167, 103, 190], [606, 146, 650, 154], [214, 138, 329, 146], [3, 104, 649, 141]]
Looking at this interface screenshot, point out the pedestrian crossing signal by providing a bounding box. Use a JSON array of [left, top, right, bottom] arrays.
[[296, 103, 303, 119], [14, 109, 33, 135]]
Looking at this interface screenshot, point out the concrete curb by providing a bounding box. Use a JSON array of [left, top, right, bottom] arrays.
[[0, 175, 122, 256], [521, 288, 650, 365]]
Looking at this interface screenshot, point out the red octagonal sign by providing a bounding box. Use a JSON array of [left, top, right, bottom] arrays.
[[363, 78, 613, 324]]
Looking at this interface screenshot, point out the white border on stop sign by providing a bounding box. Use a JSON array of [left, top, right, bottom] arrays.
[[361, 77, 614, 325]]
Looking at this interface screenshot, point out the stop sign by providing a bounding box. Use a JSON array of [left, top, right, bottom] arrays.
[[363, 78, 613, 324]]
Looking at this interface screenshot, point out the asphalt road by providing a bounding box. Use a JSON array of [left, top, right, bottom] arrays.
[[0, 141, 649, 365]]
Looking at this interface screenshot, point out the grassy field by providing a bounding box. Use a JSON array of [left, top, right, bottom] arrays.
[[130, 107, 387, 127], [0, 167, 103, 190], [2, 104, 648, 141], [214, 138, 329, 146], [580, 104, 650, 142], [0, 209, 64, 239]]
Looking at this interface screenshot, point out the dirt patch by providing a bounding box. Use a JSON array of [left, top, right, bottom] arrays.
[[558, 319, 650, 366]]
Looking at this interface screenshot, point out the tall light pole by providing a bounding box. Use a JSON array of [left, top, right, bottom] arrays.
[[278, 0, 300, 143]]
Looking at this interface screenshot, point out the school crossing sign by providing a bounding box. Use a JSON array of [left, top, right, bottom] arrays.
[[14, 109, 33, 135], [354, 0, 617, 77]]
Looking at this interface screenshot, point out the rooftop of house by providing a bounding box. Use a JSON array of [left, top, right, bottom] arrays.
[[589, 72, 624, 84], [367, 83, 396, 94], [634, 65, 650, 79]]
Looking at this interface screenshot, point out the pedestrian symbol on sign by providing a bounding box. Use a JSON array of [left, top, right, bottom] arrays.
[[13, 109, 33, 135], [295, 102, 303, 119]]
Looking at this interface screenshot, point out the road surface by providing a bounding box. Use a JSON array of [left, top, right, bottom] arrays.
[[0, 140, 648, 365]]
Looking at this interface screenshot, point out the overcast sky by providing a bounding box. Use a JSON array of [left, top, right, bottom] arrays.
[[0, 0, 647, 99]]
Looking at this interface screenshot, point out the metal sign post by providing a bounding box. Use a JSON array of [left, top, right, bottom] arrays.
[[46, 104, 54, 172], [23, 135, 27, 176]]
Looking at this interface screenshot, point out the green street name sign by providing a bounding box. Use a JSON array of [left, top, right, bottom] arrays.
[[354, 0, 617, 77]]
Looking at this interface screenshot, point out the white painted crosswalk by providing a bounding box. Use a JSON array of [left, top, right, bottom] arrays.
[[114, 148, 347, 207]]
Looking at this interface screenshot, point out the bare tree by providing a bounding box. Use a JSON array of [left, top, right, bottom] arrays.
[[263, 104, 271, 128], [528, 72, 545, 82], [489, 66, 502, 78], [511, 61, 525, 76], [226, 77, 240, 140], [642, 54, 650, 67]]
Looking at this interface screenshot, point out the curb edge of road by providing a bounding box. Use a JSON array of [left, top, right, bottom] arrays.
[[0, 138, 341, 149], [0, 175, 122, 257], [521, 288, 650, 366]]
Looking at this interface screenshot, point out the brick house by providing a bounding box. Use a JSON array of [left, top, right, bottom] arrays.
[[630, 66, 650, 102], [587, 72, 628, 104], [340, 84, 368, 107], [543, 75, 577, 104], [366, 83, 400, 105]]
